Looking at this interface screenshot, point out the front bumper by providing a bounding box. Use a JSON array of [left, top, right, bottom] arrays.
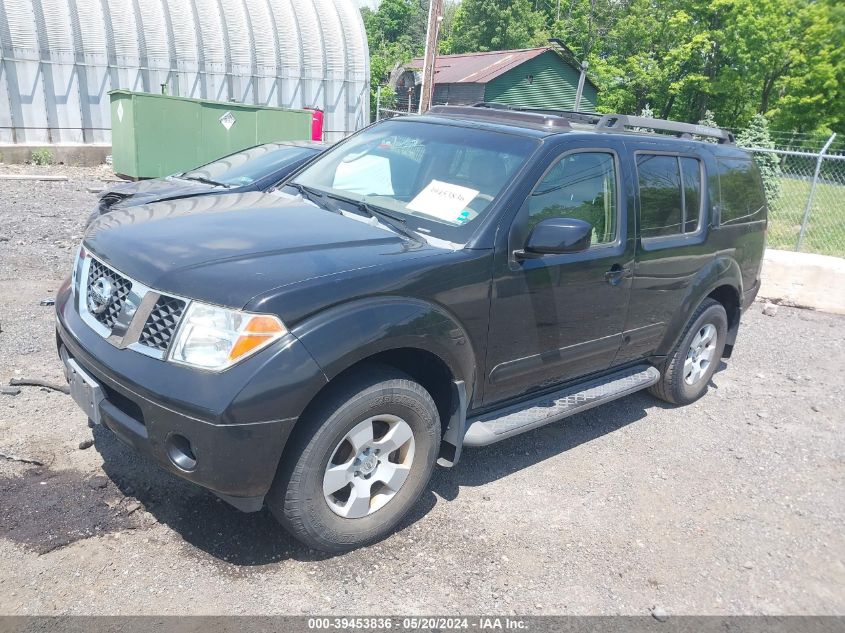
[[55, 281, 328, 510]]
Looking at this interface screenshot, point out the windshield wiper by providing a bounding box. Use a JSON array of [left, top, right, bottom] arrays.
[[286, 182, 342, 214], [327, 194, 422, 242], [181, 175, 230, 188]]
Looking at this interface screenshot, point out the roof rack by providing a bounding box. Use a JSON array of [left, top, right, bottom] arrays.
[[462, 103, 734, 144], [427, 105, 572, 131], [595, 113, 735, 144]]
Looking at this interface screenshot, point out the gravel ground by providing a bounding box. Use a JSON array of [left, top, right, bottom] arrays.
[[0, 166, 843, 616]]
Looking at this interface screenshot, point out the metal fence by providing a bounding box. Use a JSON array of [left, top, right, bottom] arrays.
[[744, 136, 845, 258], [376, 107, 417, 120]]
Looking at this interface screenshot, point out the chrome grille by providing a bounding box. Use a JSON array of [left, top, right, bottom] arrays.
[[138, 296, 186, 352], [86, 259, 132, 330]]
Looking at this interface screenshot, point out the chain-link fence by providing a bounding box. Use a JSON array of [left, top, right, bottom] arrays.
[[376, 106, 416, 120], [744, 138, 845, 258]]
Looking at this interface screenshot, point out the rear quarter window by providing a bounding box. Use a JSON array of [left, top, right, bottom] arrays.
[[717, 158, 767, 225]]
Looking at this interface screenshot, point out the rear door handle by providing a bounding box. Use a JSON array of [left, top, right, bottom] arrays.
[[604, 264, 631, 286]]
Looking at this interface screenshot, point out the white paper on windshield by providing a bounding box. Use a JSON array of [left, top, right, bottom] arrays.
[[406, 180, 479, 224], [333, 154, 394, 196]]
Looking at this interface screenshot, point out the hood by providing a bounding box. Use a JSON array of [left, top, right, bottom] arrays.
[[84, 191, 443, 309], [104, 176, 216, 208]]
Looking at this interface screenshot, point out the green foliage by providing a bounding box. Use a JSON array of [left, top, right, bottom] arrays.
[[539, 0, 623, 60], [698, 110, 718, 128], [697, 110, 720, 144], [362, 0, 422, 44], [587, 0, 843, 135], [362, 0, 427, 118], [361, 0, 844, 136], [377, 84, 398, 113], [30, 149, 53, 166], [736, 114, 782, 203], [447, 0, 547, 53], [765, 0, 845, 134], [632, 103, 654, 133]]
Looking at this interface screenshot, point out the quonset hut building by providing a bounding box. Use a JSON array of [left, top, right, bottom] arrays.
[[0, 0, 369, 152]]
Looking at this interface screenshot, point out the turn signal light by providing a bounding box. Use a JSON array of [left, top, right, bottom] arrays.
[[229, 316, 287, 362]]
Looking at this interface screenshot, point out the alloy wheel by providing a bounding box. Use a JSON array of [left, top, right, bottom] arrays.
[[323, 415, 416, 519], [684, 323, 717, 385]]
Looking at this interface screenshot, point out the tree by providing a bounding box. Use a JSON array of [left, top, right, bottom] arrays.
[[736, 114, 782, 203], [583, 0, 841, 134], [697, 110, 720, 143], [360, 0, 844, 135], [444, 0, 547, 53], [362, 0, 427, 119], [632, 103, 654, 132], [698, 110, 718, 128], [362, 0, 426, 47], [765, 0, 845, 134], [541, 0, 626, 60]]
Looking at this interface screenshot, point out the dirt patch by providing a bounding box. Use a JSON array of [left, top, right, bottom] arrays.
[[0, 465, 143, 554]]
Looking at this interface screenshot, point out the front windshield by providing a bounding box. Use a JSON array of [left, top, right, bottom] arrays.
[[291, 119, 538, 242], [182, 143, 319, 187]]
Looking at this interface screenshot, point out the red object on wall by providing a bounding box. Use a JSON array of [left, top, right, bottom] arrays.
[[306, 108, 324, 141]]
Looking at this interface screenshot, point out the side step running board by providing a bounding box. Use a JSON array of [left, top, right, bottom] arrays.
[[463, 365, 660, 446]]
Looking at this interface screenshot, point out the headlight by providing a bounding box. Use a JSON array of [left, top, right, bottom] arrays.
[[168, 302, 287, 371]]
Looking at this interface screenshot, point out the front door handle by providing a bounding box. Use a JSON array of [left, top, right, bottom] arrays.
[[604, 264, 631, 286]]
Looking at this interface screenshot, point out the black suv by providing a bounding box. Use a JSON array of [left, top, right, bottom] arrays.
[[56, 106, 766, 552]]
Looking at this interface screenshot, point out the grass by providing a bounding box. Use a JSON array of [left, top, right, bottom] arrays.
[[766, 177, 845, 258]]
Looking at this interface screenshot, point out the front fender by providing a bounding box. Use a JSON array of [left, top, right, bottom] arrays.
[[290, 296, 478, 403], [655, 255, 743, 357]]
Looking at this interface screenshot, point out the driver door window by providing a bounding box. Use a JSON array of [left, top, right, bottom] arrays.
[[528, 151, 618, 245]]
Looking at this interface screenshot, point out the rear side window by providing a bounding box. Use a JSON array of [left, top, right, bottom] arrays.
[[528, 151, 618, 245], [680, 158, 701, 232], [717, 158, 767, 225], [636, 154, 703, 238]]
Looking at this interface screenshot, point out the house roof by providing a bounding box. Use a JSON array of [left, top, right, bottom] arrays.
[[407, 46, 595, 88], [408, 47, 551, 84]]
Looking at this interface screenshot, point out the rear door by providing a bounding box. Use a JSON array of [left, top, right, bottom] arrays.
[[483, 140, 635, 406], [616, 145, 713, 364]]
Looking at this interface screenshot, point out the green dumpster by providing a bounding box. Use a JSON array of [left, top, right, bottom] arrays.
[[109, 90, 313, 179]]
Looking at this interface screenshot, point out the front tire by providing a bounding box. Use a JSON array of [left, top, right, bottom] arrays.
[[649, 298, 728, 405], [268, 366, 441, 553]]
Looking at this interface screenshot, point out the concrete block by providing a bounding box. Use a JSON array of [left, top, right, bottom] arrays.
[[760, 249, 845, 315], [0, 144, 111, 167]]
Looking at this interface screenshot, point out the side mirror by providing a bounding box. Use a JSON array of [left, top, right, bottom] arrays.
[[518, 218, 593, 258]]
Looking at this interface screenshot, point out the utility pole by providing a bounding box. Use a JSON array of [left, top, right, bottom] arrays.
[[418, 0, 443, 114]]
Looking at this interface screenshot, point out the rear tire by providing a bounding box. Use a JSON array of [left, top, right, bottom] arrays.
[[649, 298, 728, 405], [267, 365, 440, 553]]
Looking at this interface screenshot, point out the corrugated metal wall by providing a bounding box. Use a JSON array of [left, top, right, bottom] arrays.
[[483, 51, 597, 112], [0, 0, 369, 145]]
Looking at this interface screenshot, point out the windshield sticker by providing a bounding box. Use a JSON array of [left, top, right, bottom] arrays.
[[455, 209, 478, 225], [407, 180, 480, 224]]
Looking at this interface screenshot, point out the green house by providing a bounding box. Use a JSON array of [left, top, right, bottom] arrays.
[[403, 47, 598, 112]]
